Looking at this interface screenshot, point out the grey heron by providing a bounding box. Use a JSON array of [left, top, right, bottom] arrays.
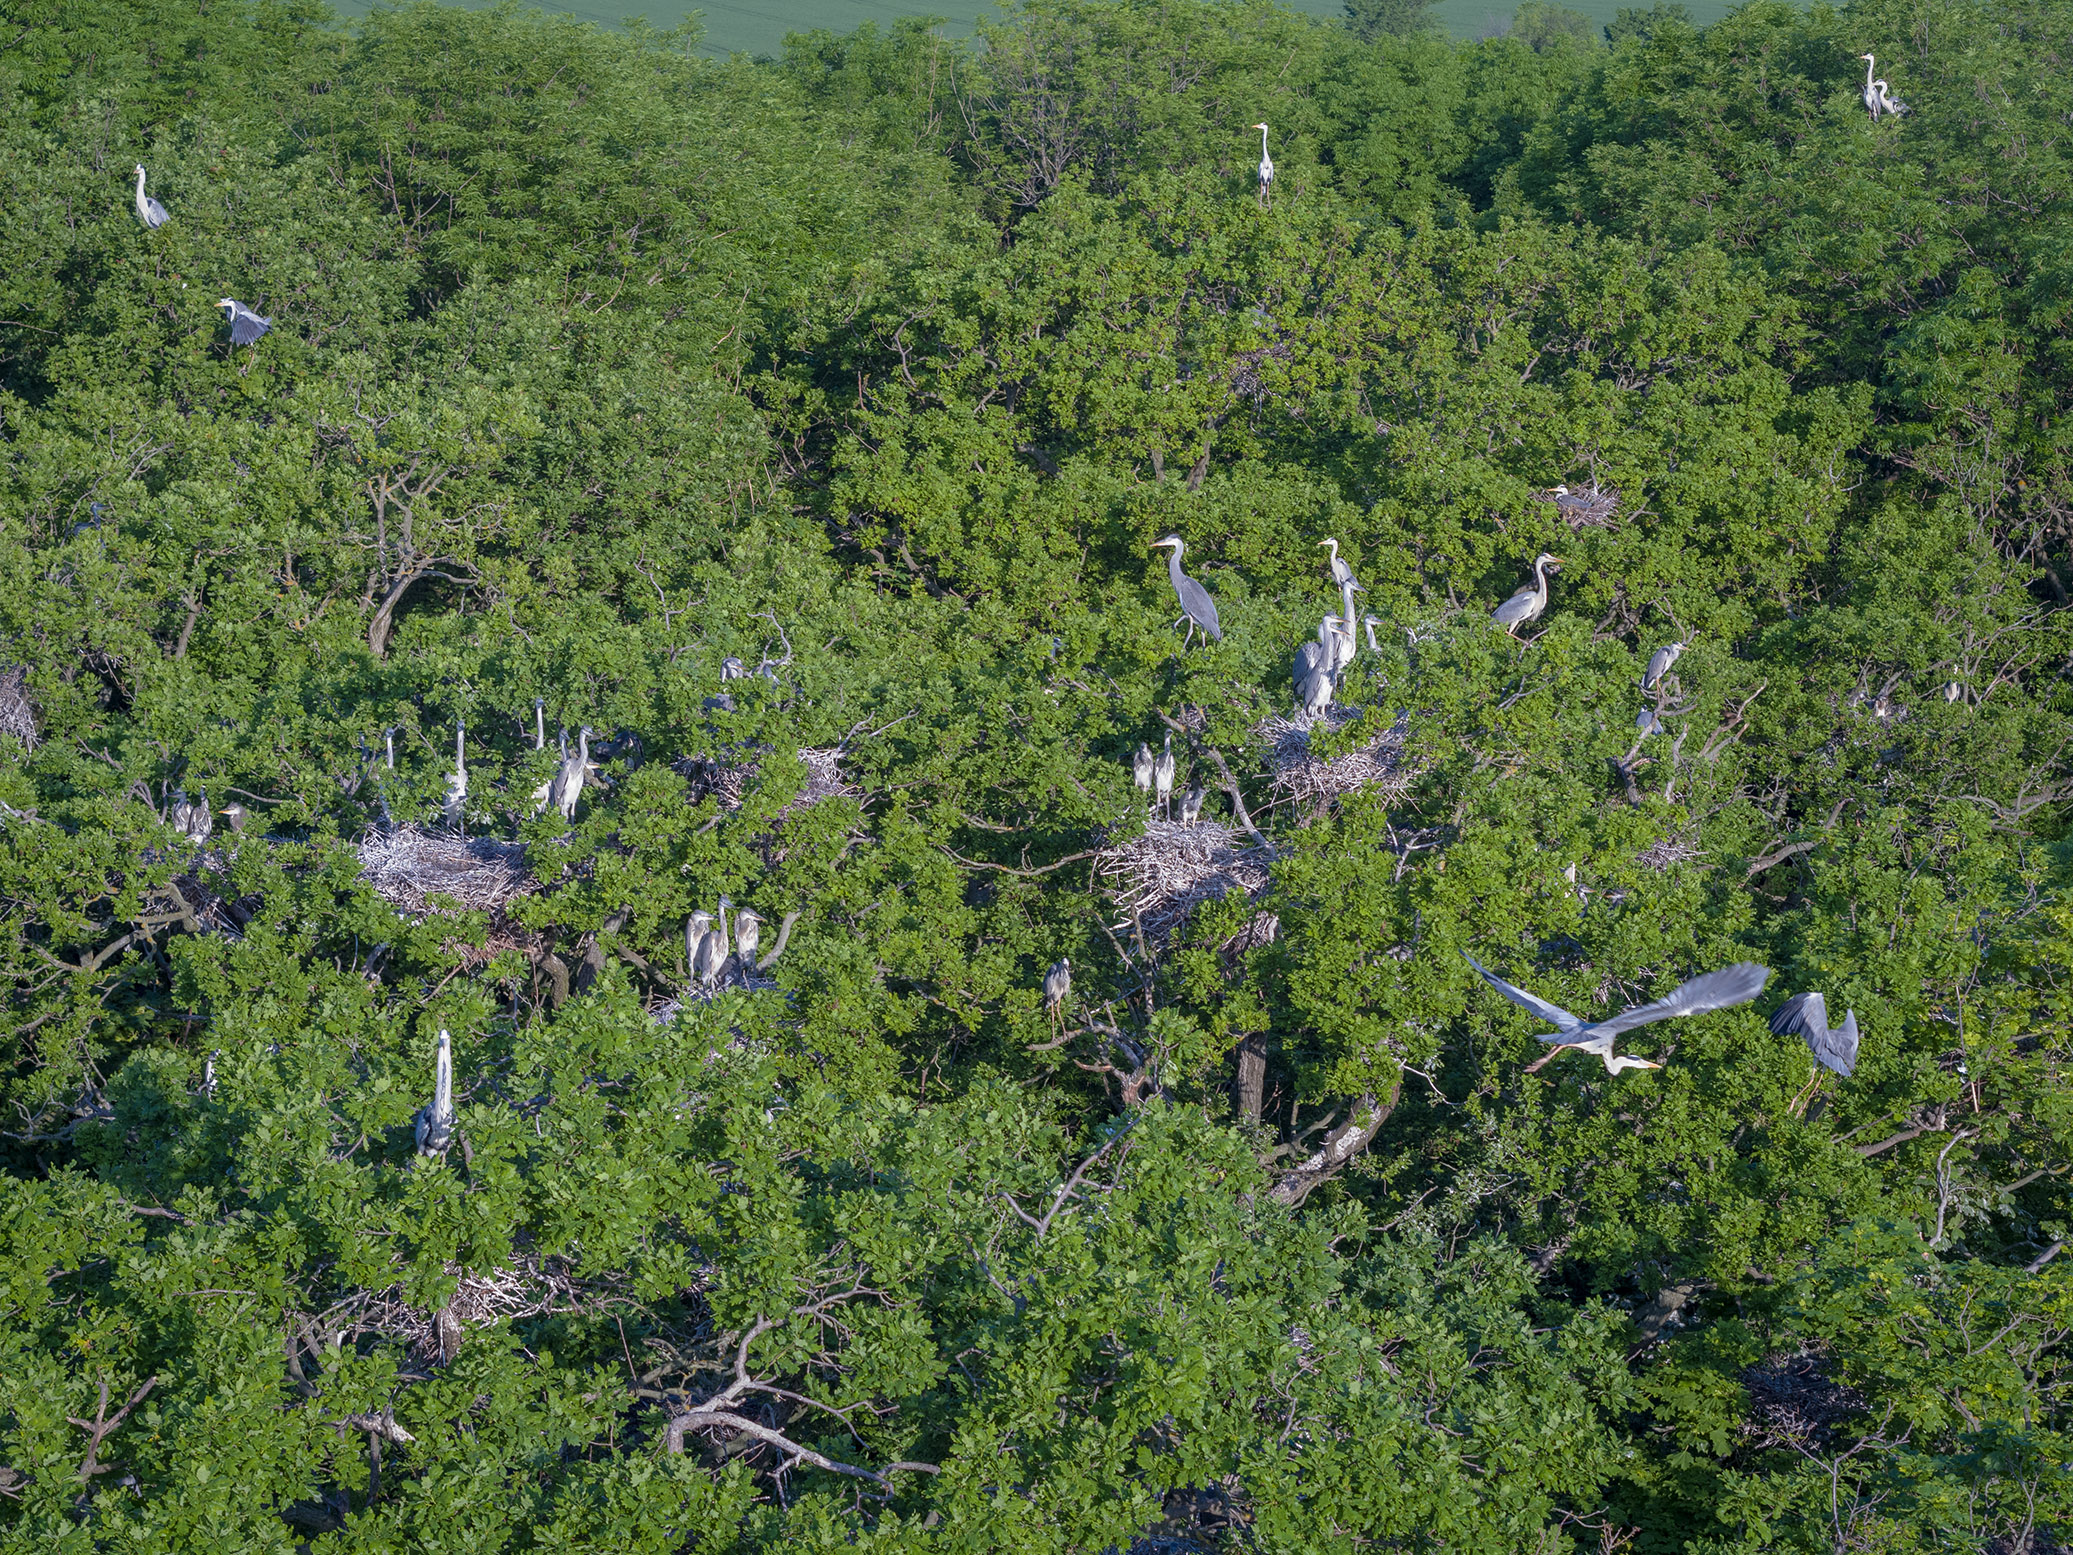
[[217, 298, 270, 346], [1636, 706, 1664, 737], [1361, 614, 1384, 654], [1295, 640, 1333, 720], [219, 801, 249, 833], [1132, 741, 1155, 799], [693, 899, 730, 990], [201, 1049, 218, 1099], [132, 165, 170, 229], [732, 906, 762, 968], [414, 1029, 456, 1157], [549, 726, 590, 821], [1642, 641, 1686, 692], [442, 720, 466, 831], [720, 657, 745, 681], [1875, 77, 1909, 116], [1152, 732, 1176, 820], [1944, 681, 1963, 703], [1178, 781, 1205, 826], [384, 728, 396, 769], [1492, 553, 1562, 635], [1769, 991, 1859, 1078], [685, 911, 712, 978], [168, 787, 193, 835], [530, 728, 565, 814], [1466, 953, 1770, 1076], [1253, 122, 1274, 208], [186, 786, 214, 844], [1151, 536, 1222, 647], [1860, 55, 1907, 118], [533, 698, 545, 751], [1318, 538, 1357, 590], [1042, 956, 1072, 1025]]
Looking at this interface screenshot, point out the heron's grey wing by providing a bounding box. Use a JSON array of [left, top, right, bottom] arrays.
[[238, 314, 271, 345], [1596, 962, 1771, 1037], [1767, 991, 1827, 1042], [1810, 1010, 1858, 1077], [1464, 954, 1582, 1034], [1644, 648, 1672, 687], [145, 197, 169, 226], [1490, 589, 1534, 625], [1181, 578, 1222, 641], [1295, 641, 1324, 677]]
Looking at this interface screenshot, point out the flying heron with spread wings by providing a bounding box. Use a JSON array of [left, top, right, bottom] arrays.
[[1466, 954, 1771, 1075]]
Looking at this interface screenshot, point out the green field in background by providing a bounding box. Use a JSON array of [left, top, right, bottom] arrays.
[[332, 0, 1739, 61]]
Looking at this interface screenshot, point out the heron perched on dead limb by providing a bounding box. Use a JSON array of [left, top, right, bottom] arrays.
[[1467, 954, 1770, 1075]]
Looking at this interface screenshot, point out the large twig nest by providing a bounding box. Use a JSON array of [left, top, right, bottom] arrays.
[[357, 826, 537, 918], [1097, 819, 1276, 948], [672, 745, 854, 821], [1258, 708, 1415, 808], [0, 665, 35, 749], [348, 1253, 633, 1366], [1540, 480, 1621, 529], [1634, 834, 1705, 872]]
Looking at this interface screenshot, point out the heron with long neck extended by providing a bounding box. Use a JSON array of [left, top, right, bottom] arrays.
[[732, 906, 763, 969], [442, 720, 466, 832], [1466, 954, 1770, 1076], [1361, 613, 1385, 654], [414, 1029, 456, 1157], [1132, 741, 1155, 800], [1492, 553, 1563, 636], [1151, 536, 1222, 647], [1152, 732, 1177, 820], [1859, 54, 1907, 118], [533, 698, 546, 751], [133, 165, 169, 229], [1252, 122, 1274, 208], [1335, 579, 1363, 667], [1318, 538, 1357, 590]]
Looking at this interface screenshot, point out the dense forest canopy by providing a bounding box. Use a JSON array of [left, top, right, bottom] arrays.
[[1, 0, 2069, 1547]]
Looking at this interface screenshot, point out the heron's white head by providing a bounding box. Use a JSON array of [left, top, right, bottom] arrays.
[[1253, 121, 1269, 131], [1859, 52, 1874, 61], [1537, 553, 1564, 571], [1552, 484, 1569, 496], [1318, 538, 1337, 552], [1151, 535, 1184, 555], [135, 164, 147, 177], [217, 298, 236, 313]]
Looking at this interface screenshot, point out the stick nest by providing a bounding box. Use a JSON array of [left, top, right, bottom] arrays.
[[1097, 819, 1276, 948], [0, 665, 35, 749], [652, 963, 783, 1023], [349, 1252, 636, 1366], [1258, 708, 1415, 807], [1541, 480, 1621, 529], [1634, 834, 1705, 871], [672, 745, 854, 821], [358, 826, 538, 918]]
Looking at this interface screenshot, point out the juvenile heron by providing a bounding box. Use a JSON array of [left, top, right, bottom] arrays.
[[549, 726, 590, 821], [693, 898, 731, 990], [1178, 781, 1205, 826], [168, 787, 193, 835], [132, 165, 170, 229], [217, 298, 271, 346], [1643, 641, 1686, 691], [1361, 614, 1384, 654], [1492, 554, 1562, 635], [1132, 741, 1155, 798], [1333, 579, 1364, 669], [1152, 732, 1177, 819], [685, 911, 712, 977], [1042, 956, 1072, 1024], [442, 720, 466, 831], [219, 801, 250, 833], [1318, 538, 1357, 590], [1466, 953, 1770, 1075], [720, 657, 745, 681], [1252, 122, 1274, 208], [1295, 640, 1333, 720], [732, 906, 763, 968], [1860, 54, 1908, 118], [186, 786, 214, 844], [1151, 536, 1222, 647], [533, 697, 546, 751], [414, 1029, 456, 1157], [1636, 706, 1664, 737], [531, 728, 565, 814], [1769, 991, 1859, 1078]]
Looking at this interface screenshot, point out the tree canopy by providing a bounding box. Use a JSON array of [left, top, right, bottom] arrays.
[[1, 0, 2069, 1548]]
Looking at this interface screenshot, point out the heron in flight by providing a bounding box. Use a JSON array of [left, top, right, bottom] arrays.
[[1769, 991, 1859, 1078], [1252, 122, 1274, 208], [550, 726, 590, 821], [1318, 538, 1357, 590], [414, 1029, 456, 1157], [1132, 741, 1155, 800], [1152, 732, 1177, 820], [132, 165, 170, 229], [1151, 536, 1222, 647], [1492, 554, 1562, 636], [1466, 954, 1770, 1075], [217, 298, 271, 346], [1642, 641, 1686, 692]]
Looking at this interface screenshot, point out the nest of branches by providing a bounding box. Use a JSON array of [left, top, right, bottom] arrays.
[[1740, 1346, 1868, 1448], [343, 1252, 636, 1366], [1097, 819, 1275, 947], [0, 665, 34, 749], [1541, 480, 1621, 529], [672, 746, 854, 821], [651, 965, 783, 1024], [1258, 708, 1415, 808], [1634, 834, 1705, 871], [357, 826, 538, 918]]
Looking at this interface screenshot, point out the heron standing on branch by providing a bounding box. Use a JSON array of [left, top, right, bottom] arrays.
[[550, 726, 590, 821], [1860, 54, 1908, 118], [133, 165, 169, 229], [1253, 122, 1274, 208], [1042, 957, 1072, 1030], [1466, 954, 1770, 1076], [1152, 536, 1222, 647], [1318, 538, 1357, 590], [1643, 641, 1686, 692], [1492, 553, 1562, 636]]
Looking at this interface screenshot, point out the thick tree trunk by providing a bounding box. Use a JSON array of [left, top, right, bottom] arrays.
[[1234, 1034, 1266, 1126]]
